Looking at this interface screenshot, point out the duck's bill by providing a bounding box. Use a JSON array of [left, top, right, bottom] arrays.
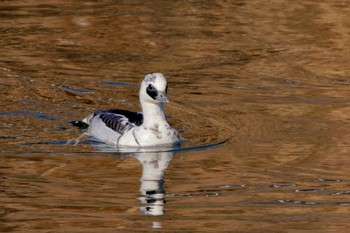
[[156, 92, 169, 103]]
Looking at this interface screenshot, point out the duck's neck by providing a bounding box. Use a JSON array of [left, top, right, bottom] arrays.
[[141, 102, 167, 126]]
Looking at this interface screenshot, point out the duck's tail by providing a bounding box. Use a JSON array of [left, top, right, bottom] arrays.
[[70, 113, 93, 129]]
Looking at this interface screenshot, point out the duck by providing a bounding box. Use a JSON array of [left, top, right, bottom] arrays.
[[78, 73, 181, 147]]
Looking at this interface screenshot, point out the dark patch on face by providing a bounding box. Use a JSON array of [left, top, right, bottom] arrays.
[[147, 84, 158, 100], [165, 84, 168, 94]]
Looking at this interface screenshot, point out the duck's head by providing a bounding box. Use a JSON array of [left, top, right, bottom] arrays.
[[140, 73, 169, 104]]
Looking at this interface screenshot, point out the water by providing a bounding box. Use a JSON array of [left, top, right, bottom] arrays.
[[1, 0, 350, 232]]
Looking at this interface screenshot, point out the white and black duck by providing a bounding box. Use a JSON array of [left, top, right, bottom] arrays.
[[74, 73, 181, 147]]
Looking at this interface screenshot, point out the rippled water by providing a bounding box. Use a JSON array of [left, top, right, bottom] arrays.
[[2, 0, 350, 232]]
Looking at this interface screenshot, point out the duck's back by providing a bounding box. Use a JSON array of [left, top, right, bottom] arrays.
[[84, 109, 143, 146]]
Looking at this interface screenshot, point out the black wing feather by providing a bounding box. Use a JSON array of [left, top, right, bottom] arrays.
[[103, 109, 143, 126], [95, 109, 143, 134]]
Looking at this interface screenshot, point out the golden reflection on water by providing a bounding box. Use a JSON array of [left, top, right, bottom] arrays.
[[1, 0, 350, 232]]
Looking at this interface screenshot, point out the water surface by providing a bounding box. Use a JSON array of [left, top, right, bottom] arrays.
[[1, 0, 350, 232]]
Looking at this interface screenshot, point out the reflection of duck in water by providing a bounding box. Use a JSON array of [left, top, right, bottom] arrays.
[[90, 143, 174, 216], [75, 73, 181, 147], [136, 151, 173, 216]]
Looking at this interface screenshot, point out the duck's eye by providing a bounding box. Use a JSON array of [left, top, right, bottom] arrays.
[[146, 84, 158, 100], [148, 84, 154, 90]]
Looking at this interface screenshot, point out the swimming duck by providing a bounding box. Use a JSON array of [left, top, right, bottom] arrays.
[[79, 73, 180, 147]]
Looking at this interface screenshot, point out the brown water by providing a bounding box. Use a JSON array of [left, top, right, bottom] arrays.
[[1, 0, 350, 232]]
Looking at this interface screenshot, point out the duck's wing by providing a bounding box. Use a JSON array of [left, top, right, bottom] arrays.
[[103, 109, 143, 126], [92, 109, 143, 134], [72, 109, 143, 133]]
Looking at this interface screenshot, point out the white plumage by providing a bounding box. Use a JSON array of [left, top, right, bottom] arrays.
[[81, 73, 181, 147]]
